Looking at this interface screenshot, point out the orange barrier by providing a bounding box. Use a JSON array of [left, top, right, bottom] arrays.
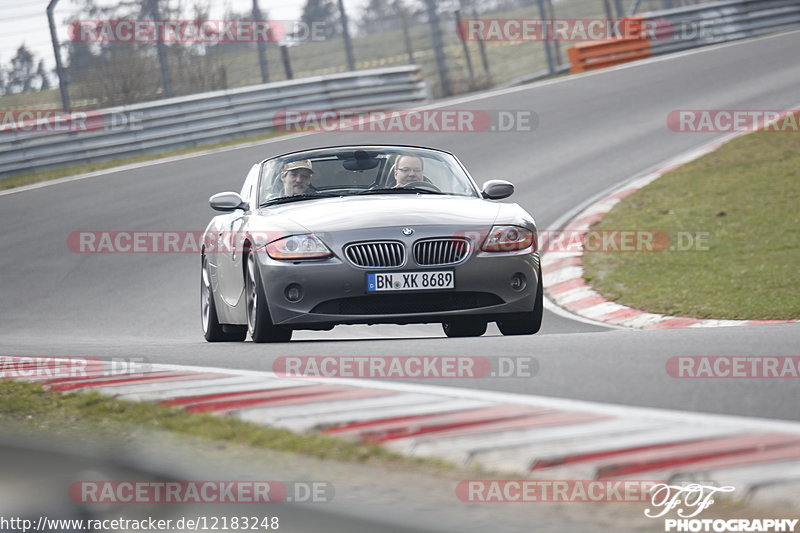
[[567, 16, 653, 74]]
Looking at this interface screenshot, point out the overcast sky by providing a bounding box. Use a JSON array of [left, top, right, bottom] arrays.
[[0, 0, 368, 71]]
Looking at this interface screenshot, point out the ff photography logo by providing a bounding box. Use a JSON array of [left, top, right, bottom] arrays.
[[645, 483, 798, 532]]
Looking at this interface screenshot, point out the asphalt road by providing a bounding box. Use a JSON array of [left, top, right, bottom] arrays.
[[1, 31, 799, 421]]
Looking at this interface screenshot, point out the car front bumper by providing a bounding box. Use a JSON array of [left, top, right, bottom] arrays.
[[254, 231, 540, 328]]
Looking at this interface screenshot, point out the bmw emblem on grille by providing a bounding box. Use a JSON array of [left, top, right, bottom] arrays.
[[402, 227, 414, 236]]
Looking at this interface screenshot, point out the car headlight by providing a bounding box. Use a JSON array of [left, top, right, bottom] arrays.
[[481, 225, 535, 252], [266, 234, 332, 260]]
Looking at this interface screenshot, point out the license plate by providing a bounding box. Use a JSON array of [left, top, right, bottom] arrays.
[[367, 271, 454, 292]]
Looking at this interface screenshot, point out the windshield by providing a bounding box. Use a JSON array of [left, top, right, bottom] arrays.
[[258, 147, 479, 206]]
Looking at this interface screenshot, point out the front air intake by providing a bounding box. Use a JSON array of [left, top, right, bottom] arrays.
[[414, 238, 470, 266], [345, 241, 405, 268]]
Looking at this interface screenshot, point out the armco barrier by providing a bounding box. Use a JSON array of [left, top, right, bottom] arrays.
[[568, 0, 800, 74], [567, 38, 651, 74], [644, 0, 800, 55], [567, 15, 651, 74], [0, 65, 428, 178]]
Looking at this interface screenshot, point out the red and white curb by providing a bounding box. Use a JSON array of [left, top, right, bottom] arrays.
[[542, 135, 800, 330], [5, 356, 800, 505]]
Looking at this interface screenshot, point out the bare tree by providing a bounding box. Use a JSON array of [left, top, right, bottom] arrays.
[[301, 0, 340, 39], [6, 45, 37, 94], [36, 60, 51, 91], [64, 0, 232, 105], [359, 0, 395, 34]]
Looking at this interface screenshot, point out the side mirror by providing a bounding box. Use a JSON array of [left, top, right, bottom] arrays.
[[209, 192, 247, 212], [481, 180, 514, 200]]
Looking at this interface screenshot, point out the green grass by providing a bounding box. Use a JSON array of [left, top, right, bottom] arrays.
[[0, 379, 452, 471], [0, 88, 65, 110], [0, 129, 287, 191], [582, 119, 800, 320]]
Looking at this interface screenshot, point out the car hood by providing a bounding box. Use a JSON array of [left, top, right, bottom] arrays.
[[257, 195, 504, 233]]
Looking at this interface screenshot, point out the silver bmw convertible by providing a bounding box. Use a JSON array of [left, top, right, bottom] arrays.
[[201, 145, 542, 342]]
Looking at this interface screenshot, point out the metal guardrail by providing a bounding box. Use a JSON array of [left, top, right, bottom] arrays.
[[568, 33, 652, 73], [0, 65, 429, 177], [642, 0, 800, 54], [567, 0, 800, 74]]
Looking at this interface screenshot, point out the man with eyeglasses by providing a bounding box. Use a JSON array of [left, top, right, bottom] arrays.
[[393, 155, 425, 188]]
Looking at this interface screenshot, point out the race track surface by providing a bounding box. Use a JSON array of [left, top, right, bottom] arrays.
[[2, 31, 799, 421]]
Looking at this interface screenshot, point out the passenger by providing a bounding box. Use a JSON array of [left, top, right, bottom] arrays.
[[279, 160, 316, 196]]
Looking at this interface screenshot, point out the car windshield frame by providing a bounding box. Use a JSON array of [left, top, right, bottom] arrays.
[[257, 145, 481, 207]]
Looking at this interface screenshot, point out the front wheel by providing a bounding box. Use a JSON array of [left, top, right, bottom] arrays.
[[201, 256, 246, 342], [497, 269, 544, 336], [245, 252, 292, 343]]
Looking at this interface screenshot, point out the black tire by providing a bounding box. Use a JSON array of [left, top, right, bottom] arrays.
[[442, 319, 487, 338], [202, 256, 247, 342], [245, 252, 292, 343], [497, 268, 544, 336]]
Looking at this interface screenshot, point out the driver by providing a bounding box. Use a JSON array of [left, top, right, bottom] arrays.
[[279, 159, 316, 196], [393, 155, 425, 188]]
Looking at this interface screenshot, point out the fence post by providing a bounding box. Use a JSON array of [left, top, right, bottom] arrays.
[[280, 45, 293, 79], [149, 0, 173, 98], [471, 9, 492, 86], [338, 0, 356, 70], [252, 0, 269, 83], [613, 0, 625, 18], [536, 0, 555, 75], [399, 11, 415, 64], [454, 9, 475, 88], [425, 0, 451, 96], [627, 0, 643, 15], [544, 0, 562, 68], [46, 0, 70, 110], [219, 66, 227, 89]]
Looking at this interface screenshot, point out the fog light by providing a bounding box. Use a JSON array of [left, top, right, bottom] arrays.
[[285, 283, 303, 302], [510, 273, 527, 291]]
